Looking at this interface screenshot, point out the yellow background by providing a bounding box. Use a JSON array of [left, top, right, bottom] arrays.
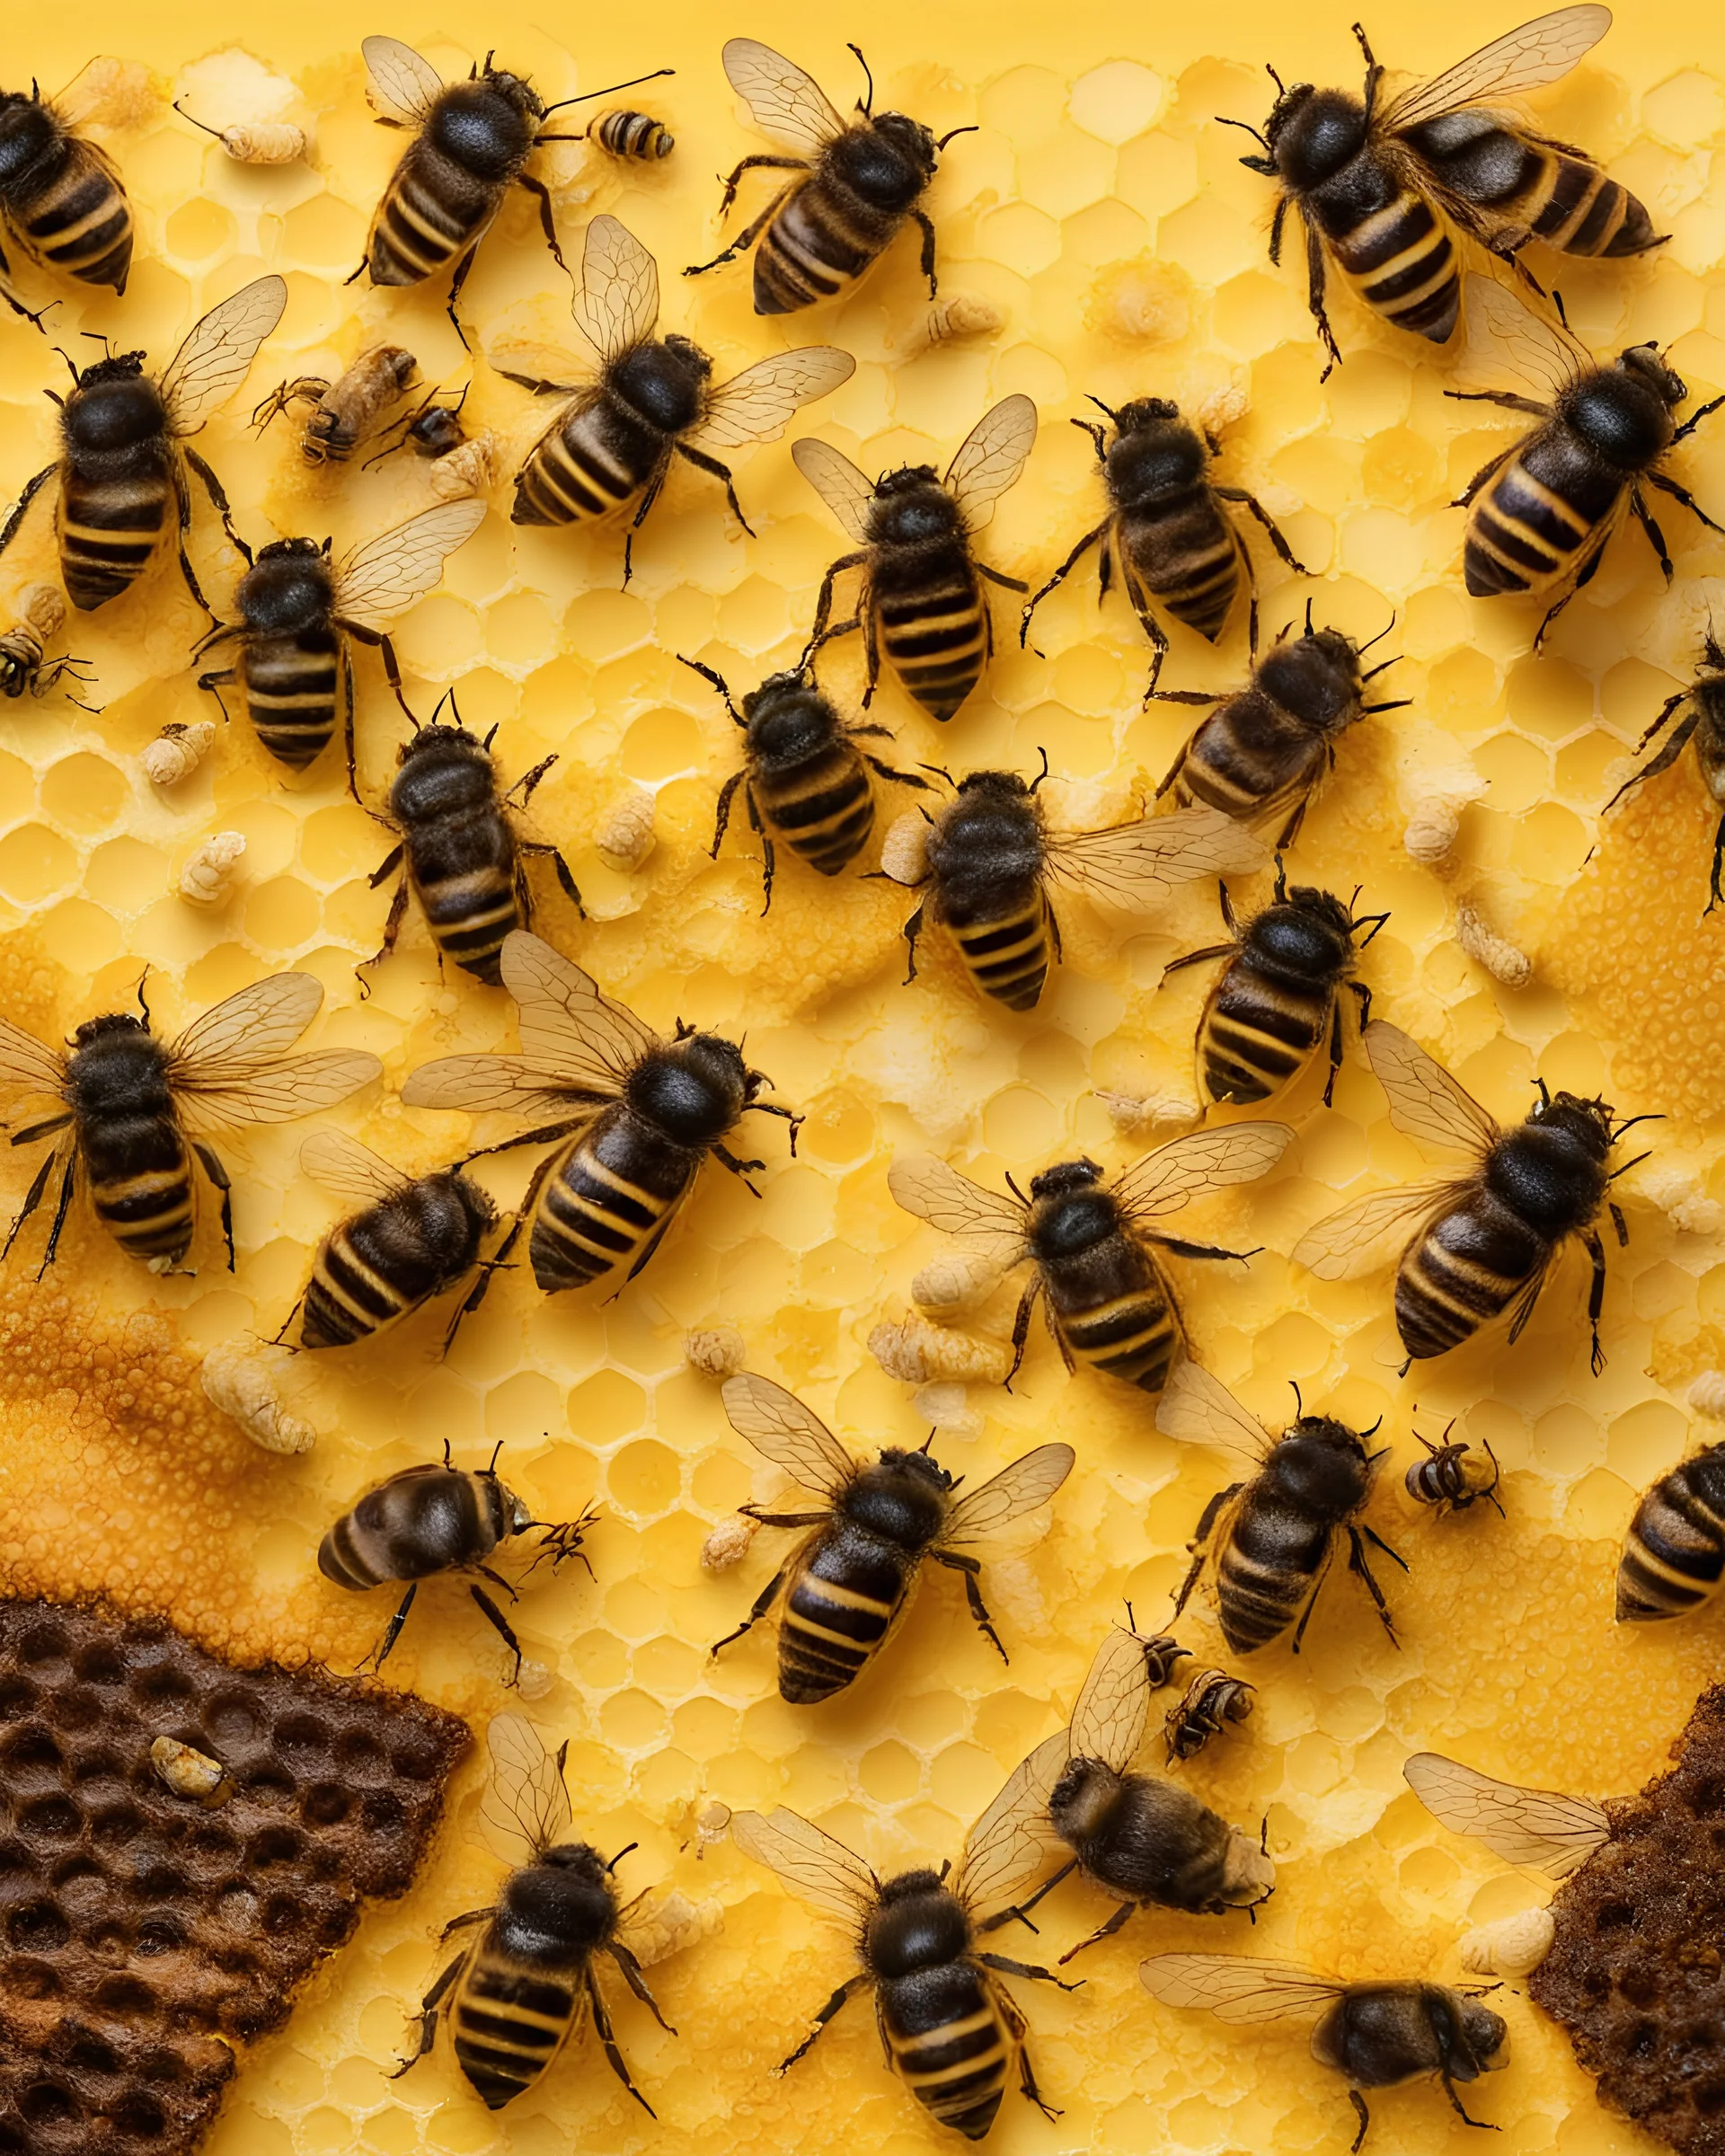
[[2, 4, 1725, 2153]]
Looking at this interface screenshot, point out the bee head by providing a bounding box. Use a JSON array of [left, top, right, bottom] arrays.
[[1620, 342, 1686, 411], [1103, 400, 1207, 503], [742, 673, 838, 765], [477, 61, 543, 119], [1028, 1157, 1105, 1201], [1452, 1993, 1512, 2075], [660, 332, 713, 381], [1260, 82, 1366, 187], [1219, 1825, 1277, 1908], [1245, 885, 1360, 981], [1534, 1091, 1617, 1158], [875, 1446, 955, 1494], [871, 110, 938, 176], [71, 1012, 150, 1050], [256, 536, 328, 563]]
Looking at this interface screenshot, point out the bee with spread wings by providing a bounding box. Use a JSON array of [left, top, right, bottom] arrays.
[[504, 214, 853, 582], [0, 972, 380, 1277], [730, 1784, 1076, 2139], [889, 1122, 1294, 1394], [1403, 1752, 1611, 1878]]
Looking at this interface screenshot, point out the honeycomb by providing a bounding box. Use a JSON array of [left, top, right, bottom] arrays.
[[1, 6, 1724, 2155]]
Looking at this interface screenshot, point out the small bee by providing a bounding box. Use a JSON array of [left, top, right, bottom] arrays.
[[367, 707, 583, 987], [1603, 630, 1725, 909], [1614, 1441, 1725, 1622], [1225, 9, 1659, 375], [290, 1130, 500, 1352], [588, 109, 673, 162], [1405, 1422, 1504, 1517], [0, 972, 380, 1276], [318, 1441, 595, 1676], [1140, 1954, 1509, 2151], [1403, 1751, 1611, 1879], [0, 70, 134, 318], [678, 653, 931, 910], [1454, 276, 1724, 646], [686, 39, 972, 314], [712, 1371, 1074, 1703], [1165, 1668, 1256, 1764], [794, 396, 1036, 722], [0, 276, 287, 615], [192, 499, 486, 791], [730, 1784, 1075, 2139], [1157, 1361, 1406, 1654], [365, 383, 472, 466], [252, 343, 420, 465], [0, 592, 95, 709], [402, 932, 800, 1295], [506, 216, 852, 583], [1162, 865, 1387, 1107], [889, 1122, 1294, 1394], [396, 1712, 672, 2110], [1292, 1021, 1656, 1374], [1022, 397, 1305, 698], [1152, 605, 1410, 848]]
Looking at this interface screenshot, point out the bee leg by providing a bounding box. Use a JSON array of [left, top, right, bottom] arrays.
[[1020, 518, 1107, 652], [168, 459, 218, 623], [183, 446, 252, 569], [606, 1940, 676, 2033], [685, 159, 805, 261], [2, 1147, 58, 1264], [507, 752, 559, 804], [1344, 1525, 1401, 1647], [495, 366, 584, 398], [270, 1294, 304, 1348], [473, 1562, 518, 1603], [981, 1949, 1083, 1993], [911, 207, 939, 298], [711, 768, 747, 858], [710, 1560, 792, 1659], [0, 464, 56, 564], [1606, 694, 1694, 809], [1006, 1274, 1043, 1389], [519, 839, 586, 921], [1148, 1233, 1260, 1263], [978, 1858, 1076, 1935], [513, 172, 572, 283], [1669, 392, 1725, 446], [1709, 808, 1725, 914], [978, 561, 1029, 600], [1348, 2089, 1371, 2152], [1629, 490, 1675, 582], [1325, 996, 1345, 1106], [933, 1549, 1007, 1664], [992, 1981, 1063, 2121], [777, 1971, 871, 2073], [1053, 1899, 1136, 1965], [456, 1115, 595, 1169], [1646, 465, 1725, 540], [1302, 217, 1342, 382], [808, 552, 870, 650], [902, 899, 925, 985], [360, 864, 408, 990], [1176, 1485, 1241, 1616], [438, 1906, 492, 1943], [676, 442, 751, 537], [622, 460, 671, 586], [739, 1507, 828, 1529], [190, 1143, 235, 1272], [31, 1153, 78, 1281], [862, 600, 882, 707], [389, 1947, 466, 2078], [1160, 941, 1236, 980], [1446, 388, 1551, 420], [1582, 1224, 1609, 1375], [1215, 484, 1308, 577], [864, 752, 934, 794], [586, 1966, 656, 2114], [1439, 2071, 1499, 2134], [364, 1583, 419, 1674], [444, 245, 480, 350], [467, 1585, 523, 1684]]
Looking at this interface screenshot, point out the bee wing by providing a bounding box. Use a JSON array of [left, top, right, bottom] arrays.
[[957, 1731, 1072, 1919], [1044, 807, 1269, 913], [49, 57, 128, 128], [1069, 1625, 1155, 1769], [167, 973, 381, 1124], [1364, 1021, 1500, 1154], [361, 34, 446, 126], [1403, 1752, 1611, 1878], [1110, 1120, 1295, 1224], [719, 1372, 855, 1499], [298, 1128, 411, 1206], [1381, 6, 1612, 132], [572, 215, 659, 365], [944, 395, 1038, 534], [730, 1807, 880, 1927], [792, 437, 879, 543], [1289, 1182, 1447, 1282], [689, 348, 856, 452], [1155, 1360, 1269, 1460], [333, 501, 487, 632], [0, 1017, 67, 1105], [500, 932, 659, 1093], [159, 276, 289, 438], [943, 1445, 1075, 1547], [1455, 270, 1587, 402], [400, 1054, 598, 1123], [1139, 1954, 1344, 2023], [721, 38, 848, 155], [480, 1711, 575, 1867], [886, 1154, 1031, 1266]]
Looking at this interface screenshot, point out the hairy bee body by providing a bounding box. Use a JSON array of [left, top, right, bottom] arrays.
[[65, 1015, 194, 1262], [864, 470, 993, 721], [1051, 1758, 1271, 1914], [1101, 402, 1253, 642], [752, 113, 936, 314], [588, 109, 672, 161], [923, 771, 1051, 1010], [1404, 1429, 1501, 1515], [367, 70, 541, 287], [1615, 1444, 1725, 1622], [1164, 1668, 1255, 1763], [865, 1873, 1016, 2138], [301, 1168, 493, 1349], [268, 344, 419, 464], [737, 672, 877, 873], [1194, 886, 1366, 1105], [1027, 1161, 1183, 1390], [55, 360, 178, 611], [0, 85, 132, 295], [225, 541, 342, 770], [512, 337, 709, 529], [1312, 1984, 1509, 2100], [318, 1458, 520, 1588], [1401, 107, 1656, 260], [388, 726, 526, 985]]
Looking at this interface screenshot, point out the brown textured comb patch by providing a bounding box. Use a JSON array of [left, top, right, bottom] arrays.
[[1530, 1683, 1725, 2153], [0, 1597, 469, 2156]]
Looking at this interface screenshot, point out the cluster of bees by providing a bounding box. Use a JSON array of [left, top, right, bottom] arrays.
[[0, 8, 1721, 2149]]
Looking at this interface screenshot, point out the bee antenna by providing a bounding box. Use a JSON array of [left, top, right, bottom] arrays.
[[442, 1435, 456, 1469], [1004, 1170, 1028, 1204], [937, 1856, 952, 1882], [605, 1840, 639, 1874], [1358, 611, 1398, 655], [1360, 1417, 1384, 1441], [1029, 745, 1051, 792], [134, 968, 152, 1026], [1086, 393, 1122, 423], [1303, 595, 1314, 636], [917, 762, 953, 786], [540, 66, 675, 116], [485, 1438, 504, 1475], [50, 344, 81, 388], [1265, 63, 1287, 93], [847, 42, 875, 117], [1289, 1379, 1304, 1417], [1123, 1596, 1137, 1632], [482, 722, 500, 751], [936, 125, 978, 151], [1215, 114, 1271, 150], [172, 98, 223, 139], [1611, 1111, 1664, 1139]]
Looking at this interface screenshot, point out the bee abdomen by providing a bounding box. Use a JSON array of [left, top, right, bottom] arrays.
[[1617, 1463, 1725, 1621], [946, 895, 1052, 1011], [883, 1970, 1007, 2140], [753, 181, 876, 315], [1526, 155, 1655, 257], [302, 1189, 475, 1349], [780, 1542, 904, 1703], [1331, 190, 1458, 342], [876, 562, 988, 722], [58, 473, 171, 610], [1177, 696, 1324, 826], [1464, 441, 1607, 599], [1054, 1287, 1180, 1391], [592, 110, 673, 161], [368, 145, 493, 285], [761, 760, 875, 873], [22, 143, 132, 290], [1199, 973, 1327, 1103], [303, 1226, 407, 1348], [1215, 1512, 1325, 1653], [512, 402, 652, 528], [529, 1110, 694, 1293], [241, 633, 340, 769], [411, 860, 521, 985], [1395, 1198, 1542, 1360], [1123, 498, 1243, 641], [452, 1952, 578, 2110], [84, 1115, 194, 1261]]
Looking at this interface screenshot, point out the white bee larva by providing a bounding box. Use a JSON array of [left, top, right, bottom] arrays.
[[596, 788, 657, 871], [910, 1250, 1004, 1321], [1454, 900, 1531, 988], [175, 102, 305, 162], [428, 431, 500, 500], [911, 1382, 983, 1439], [626, 1888, 724, 1967], [1690, 1372, 1725, 1420], [867, 1313, 1013, 1387], [179, 830, 247, 906], [1194, 384, 1251, 437], [1458, 1907, 1555, 1978], [149, 1736, 228, 1802], [879, 808, 931, 886], [141, 720, 217, 786], [701, 1514, 761, 1571], [1094, 1087, 1200, 1135], [898, 292, 1004, 356], [1403, 768, 1486, 870], [201, 1341, 315, 1455], [18, 583, 65, 638], [686, 1326, 747, 1379]]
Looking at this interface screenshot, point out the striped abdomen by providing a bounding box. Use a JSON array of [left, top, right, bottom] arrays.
[[58, 446, 173, 612], [753, 174, 889, 315], [1312, 155, 1458, 342], [80, 1108, 194, 1264], [1214, 1486, 1333, 1652], [1045, 1236, 1181, 1392], [1400, 111, 1658, 260], [778, 1524, 914, 1703], [1394, 1189, 1546, 1360], [939, 879, 1052, 1011], [241, 624, 340, 769], [450, 1936, 579, 2109], [528, 1105, 698, 1293], [301, 1181, 485, 1349], [871, 543, 990, 722], [405, 808, 521, 985], [367, 139, 500, 286], [1198, 962, 1331, 1104], [881, 1965, 1009, 2140], [1119, 492, 1244, 641], [1464, 423, 1622, 600], [1616, 1449, 1725, 1621], [513, 395, 657, 529], [756, 749, 874, 874], [1174, 694, 1328, 827], [10, 136, 132, 290]]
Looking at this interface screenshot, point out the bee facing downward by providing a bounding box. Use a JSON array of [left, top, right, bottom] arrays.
[[0, 68, 135, 317], [1405, 1423, 1503, 1518], [1615, 1439, 1725, 1623]]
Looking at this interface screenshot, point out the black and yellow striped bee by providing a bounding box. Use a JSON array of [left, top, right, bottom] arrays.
[[1453, 275, 1725, 648], [731, 1778, 1075, 2139], [1603, 630, 1725, 910], [1164, 1667, 1257, 1764], [1405, 1422, 1504, 1517], [889, 1123, 1294, 1395], [0, 276, 286, 615], [0, 972, 379, 1277], [1158, 1361, 1405, 1654], [398, 1713, 672, 2110], [686, 38, 971, 314], [1615, 1443, 1725, 1623], [194, 500, 485, 791], [1293, 1021, 1655, 1375], [794, 395, 1036, 722], [402, 932, 800, 1296], [0, 70, 134, 318], [712, 1371, 1073, 1703], [504, 215, 852, 582], [1225, 7, 1659, 375], [1161, 866, 1387, 1108], [588, 108, 673, 162]]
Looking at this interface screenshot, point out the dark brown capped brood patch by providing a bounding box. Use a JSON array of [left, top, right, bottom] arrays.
[[1529, 1683, 1725, 2152], [0, 1597, 469, 2155]]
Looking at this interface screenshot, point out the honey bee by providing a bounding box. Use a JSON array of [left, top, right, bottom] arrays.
[[1402, 1750, 1611, 1878], [1165, 1667, 1256, 1763], [712, 1371, 1074, 1703], [794, 395, 1036, 722], [1022, 397, 1305, 698], [685, 39, 972, 314], [0, 972, 379, 1276], [1614, 1441, 1725, 1622], [1225, 8, 1659, 375], [1161, 865, 1387, 1107], [0, 602, 94, 708], [1157, 1361, 1405, 1654], [505, 216, 853, 583], [1602, 630, 1725, 909], [1139, 1954, 1509, 2151], [889, 1123, 1294, 1395], [588, 109, 674, 162], [1291, 1021, 1656, 1374], [401, 932, 800, 1296], [0, 276, 287, 614], [396, 1712, 671, 2110], [253, 342, 420, 465], [365, 382, 472, 466], [0, 69, 134, 318], [1404, 1422, 1504, 1517]]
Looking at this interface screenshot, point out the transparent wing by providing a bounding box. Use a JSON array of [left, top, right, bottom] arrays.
[[1364, 1021, 1499, 1155], [943, 1445, 1075, 1546], [1403, 1752, 1610, 1878], [167, 975, 376, 1122], [1139, 1955, 1343, 2024], [0, 1017, 67, 1103], [1155, 1361, 1269, 1460], [172, 971, 323, 1065], [944, 394, 1038, 535], [1290, 1182, 1447, 1282], [1046, 806, 1269, 913], [480, 1711, 574, 1868], [1383, 6, 1612, 132], [730, 1807, 879, 1927], [298, 1128, 411, 1206], [1110, 1120, 1295, 1224], [400, 1054, 598, 1123], [792, 437, 879, 543], [334, 500, 487, 632], [958, 1732, 1071, 1919], [720, 1373, 855, 1499], [1456, 270, 1587, 402], [49, 57, 127, 129], [1069, 1626, 1154, 1770], [500, 933, 659, 1093], [721, 38, 848, 155], [159, 276, 289, 438], [886, 1154, 1030, 1267], [690, 348, 856, 452], [573, 215, 659, 365], [361, 34, 446, 125]]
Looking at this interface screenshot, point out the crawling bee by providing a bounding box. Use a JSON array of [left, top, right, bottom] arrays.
[[1165, 1667, 1256, 1763], [253, 342, 420, 465], [0, 585, 95, 708], [0, 66, 135, 317], [366, 382, 470, 464], [588, 109, 673, 161], [1615, 1439, 1725, 1622], [1603, 630, 1725, 908], [1405, 1422, 1503, 1517]]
